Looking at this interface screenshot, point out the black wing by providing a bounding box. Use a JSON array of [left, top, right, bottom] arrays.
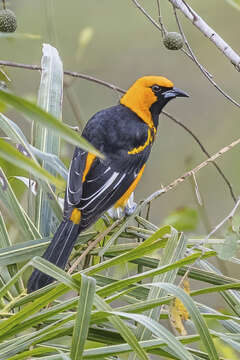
[[63, 104, 152, 228]]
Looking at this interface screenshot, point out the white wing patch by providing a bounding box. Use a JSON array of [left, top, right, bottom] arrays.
[[80, 171, 119, 210]]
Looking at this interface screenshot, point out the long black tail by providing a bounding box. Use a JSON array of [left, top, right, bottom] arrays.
[[27, 220, 80, 293]]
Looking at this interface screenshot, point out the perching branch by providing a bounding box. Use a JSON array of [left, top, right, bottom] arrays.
[[68, 218, 122, 274], [145, 137, 240, 204], [169, 0, 240, 71], [162, 111, 237, 203]]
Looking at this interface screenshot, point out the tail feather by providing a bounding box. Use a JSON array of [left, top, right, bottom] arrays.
[[27, 220, 80, 293]]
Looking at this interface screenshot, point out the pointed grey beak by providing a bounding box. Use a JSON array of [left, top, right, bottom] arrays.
[[163, 87, 189, 99]]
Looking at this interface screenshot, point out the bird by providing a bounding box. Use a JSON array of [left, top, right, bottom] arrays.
[[27, 75, 188, 292]]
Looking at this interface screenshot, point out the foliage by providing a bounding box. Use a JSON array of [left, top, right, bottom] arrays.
[[1, 1, 240, 359]]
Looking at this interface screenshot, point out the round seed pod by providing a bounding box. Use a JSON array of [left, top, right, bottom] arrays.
[[163, 32, 183, 50], [0, 9, 17, 33]]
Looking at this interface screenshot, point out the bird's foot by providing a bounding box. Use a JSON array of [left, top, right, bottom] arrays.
[[107, 193, 137, 219]]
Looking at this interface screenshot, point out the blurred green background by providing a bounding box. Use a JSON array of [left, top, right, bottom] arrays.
[[1, 0, 240, 233]]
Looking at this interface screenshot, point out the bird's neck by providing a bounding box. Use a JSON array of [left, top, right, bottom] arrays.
[[149, 101, 165, 129], [120, 90, 157, 134]]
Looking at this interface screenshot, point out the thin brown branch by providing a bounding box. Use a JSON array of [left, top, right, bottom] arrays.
[[131, 0, 164, 35], [0, 60, 126, 93], [156, 0, 167, 35], [173, 6, 240, 109], [205, 197, 240, 242], [68, 218, 122, 274], [2, 0, 6, 10], [162, 111, 237, 203], [0, 58, 236, 202], [145, 137, 240, 204]]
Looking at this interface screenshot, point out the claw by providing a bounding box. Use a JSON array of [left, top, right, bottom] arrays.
[[107, 193, 137, 219]]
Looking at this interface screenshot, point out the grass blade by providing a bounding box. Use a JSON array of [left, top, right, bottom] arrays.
[[147, 282, 220, 360], [71, 275, 96, 360], [94, 294, 149, 360], [35, 44, 63, 236], [0, 167, 41, 239], [0, 140, 65, 189], [0, 113, 63, 221], [0, 88, 102, 157], [0, 232, 96, 266]]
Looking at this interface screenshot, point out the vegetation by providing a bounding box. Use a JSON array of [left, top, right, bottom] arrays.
[[1, 1, 240, 359]]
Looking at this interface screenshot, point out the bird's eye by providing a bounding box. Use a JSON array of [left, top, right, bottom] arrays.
[[152, 85, 161, 92]]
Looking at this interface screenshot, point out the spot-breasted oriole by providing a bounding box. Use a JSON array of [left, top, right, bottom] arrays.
[[27, 75, 188, 292]]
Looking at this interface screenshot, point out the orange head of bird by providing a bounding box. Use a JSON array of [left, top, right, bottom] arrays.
[[120, 75, 189, 130]]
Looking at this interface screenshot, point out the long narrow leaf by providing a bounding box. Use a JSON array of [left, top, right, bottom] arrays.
[[71, 275, 96, 359], [0, 88, 102, 157], [147, 282, 220, 360], [0, 232, 96, 266], [0, 113, 63, 220], [35, 44, 63, 235], [0, 140, 65, 189], [94, 294, 149, 360], [137, 228, 186, 342], [0, 167, 41, 239]]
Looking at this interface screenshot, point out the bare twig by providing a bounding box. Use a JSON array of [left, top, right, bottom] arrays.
[[156, 0, 167, 35], [169, 0, 240, 71], [162, 111, 237, 203], [68, 218, 122, 274], [205, 197, 240, 242], [181, 196, 240, 282], [132, 0, 240, 107], [145, 137, 240, 204], [131, 0, 164, 35], [131, 0, 201, 65], [2, 0, 6, 10], [65, 86, 85, 130], [0, 60, 126, 93], [173, 6, 240, 109], [172, 6, 212, 78]]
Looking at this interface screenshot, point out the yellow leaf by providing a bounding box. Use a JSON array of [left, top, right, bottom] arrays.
[[169, 279, 190, 335]]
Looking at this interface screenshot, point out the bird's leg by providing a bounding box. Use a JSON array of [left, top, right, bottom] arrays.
[[124, 192, 137, 216], [107, 192, 137, 219]]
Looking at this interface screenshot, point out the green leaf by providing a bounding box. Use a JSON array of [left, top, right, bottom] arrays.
[[0, 88, 103, 157], [0, 232, 96, 266], [7, 347, 56, 360], [96, 252, 200, 298], [0, 210, 20, 298], [225, 0, 240, 11], [86, 225, 172, 275], [147, 283, 220, 360], [0, 140, 65, 189], [71, 275, 96, 360], [0, 167, 41, 239], [115, 311, 194, 360], [94, 295, 149, 360], [217, 229, 239, 260], [136, 229, 187, 342], [0, 209, 11, 248], [82, 335, 200, 359], [163, 207, 198, 232], [0, 113, 63, 221], [35, 43, 63, 236]]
